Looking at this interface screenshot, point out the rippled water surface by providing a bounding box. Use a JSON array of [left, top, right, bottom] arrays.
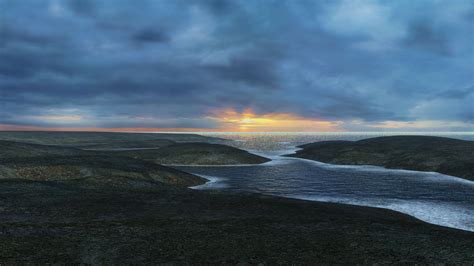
[[176, 132, 474, 231]]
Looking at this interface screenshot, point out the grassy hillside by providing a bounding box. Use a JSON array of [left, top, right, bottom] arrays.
[[0, 140, 90, 158], [287, 136, 474, 181], [79, 139, 176, 150], [110, 142, 271, 165], [0, 131, 221, 145], [0, 140, 205, 187]]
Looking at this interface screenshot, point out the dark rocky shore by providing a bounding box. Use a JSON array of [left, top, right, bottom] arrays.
[[287, 135, 474, 181], [1, 177, 473, 264], [0, 132, 473, 263]]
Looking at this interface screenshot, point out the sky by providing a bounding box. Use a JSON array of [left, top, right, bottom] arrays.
[[0, 0, 473, 132]]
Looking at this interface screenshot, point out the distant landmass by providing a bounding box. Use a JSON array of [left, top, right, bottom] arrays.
[[0, 131, 223, 145], [109, 142, 271, 165], [286, 136, 474, 181], [0, 140, 206, 188]]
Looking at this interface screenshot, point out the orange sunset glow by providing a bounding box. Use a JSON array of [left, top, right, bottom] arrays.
[[0, 124, 215, 132], [207, 109, 342, 132], [0, 109, 343, 132]]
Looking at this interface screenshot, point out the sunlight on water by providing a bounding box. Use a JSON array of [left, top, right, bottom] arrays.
[[201, 131, 474, 155]]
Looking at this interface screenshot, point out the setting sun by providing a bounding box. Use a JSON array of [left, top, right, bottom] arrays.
[[208, 108, 342, 132]]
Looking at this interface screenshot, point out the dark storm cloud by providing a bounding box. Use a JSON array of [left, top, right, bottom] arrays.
[[0, 0, 473, 130], [436, 85, 474, 99], [205, 57, 279, 88], [198, 0, 235, 15], [67, 0, 96, 16], [132, 28, 169, 43], [1, 27, 60, 48], [404, 21, 451, 56], [0, 45, 75, 78]]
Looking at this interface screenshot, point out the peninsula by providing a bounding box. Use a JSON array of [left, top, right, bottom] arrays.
[[286, 136, 474, 181]]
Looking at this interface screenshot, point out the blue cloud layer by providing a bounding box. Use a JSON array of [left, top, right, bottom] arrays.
[[0, 0, 473, 130]]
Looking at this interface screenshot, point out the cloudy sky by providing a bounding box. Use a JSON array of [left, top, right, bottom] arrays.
[[1, 0, 473, 132]]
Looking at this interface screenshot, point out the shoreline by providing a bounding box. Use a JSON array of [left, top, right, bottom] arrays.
[[189, 173, 474, 232], [287, 156, 474, 185], [2, 176, 473, 263], [285, 136, 474, 181], [291, 194, 474, 233], [189, 174, 474, 233], [183, 151, 474, 232], [189, 175, 227, 189]]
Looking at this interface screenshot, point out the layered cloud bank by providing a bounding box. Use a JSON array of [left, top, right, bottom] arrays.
[[0, 0, 473, 131]]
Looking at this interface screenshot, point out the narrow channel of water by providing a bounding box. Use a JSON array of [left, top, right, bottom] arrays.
[[178, 132, 474, 232]]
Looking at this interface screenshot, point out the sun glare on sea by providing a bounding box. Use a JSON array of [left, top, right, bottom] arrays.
[[207, 108, 342, 132]]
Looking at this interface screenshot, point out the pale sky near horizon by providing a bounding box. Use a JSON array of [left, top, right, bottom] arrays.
[[0, 0, 473, 132]]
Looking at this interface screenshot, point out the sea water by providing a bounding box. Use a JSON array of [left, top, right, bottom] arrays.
[[178, 132, 474, 232]]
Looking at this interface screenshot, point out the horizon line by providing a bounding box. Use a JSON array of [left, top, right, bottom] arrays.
[[0, 130, 473, 135]]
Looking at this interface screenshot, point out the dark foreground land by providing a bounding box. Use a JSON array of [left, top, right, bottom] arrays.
[[1, 178, 473, 264], [0, 132, 473, 263], [287, 135, 474, 181]]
